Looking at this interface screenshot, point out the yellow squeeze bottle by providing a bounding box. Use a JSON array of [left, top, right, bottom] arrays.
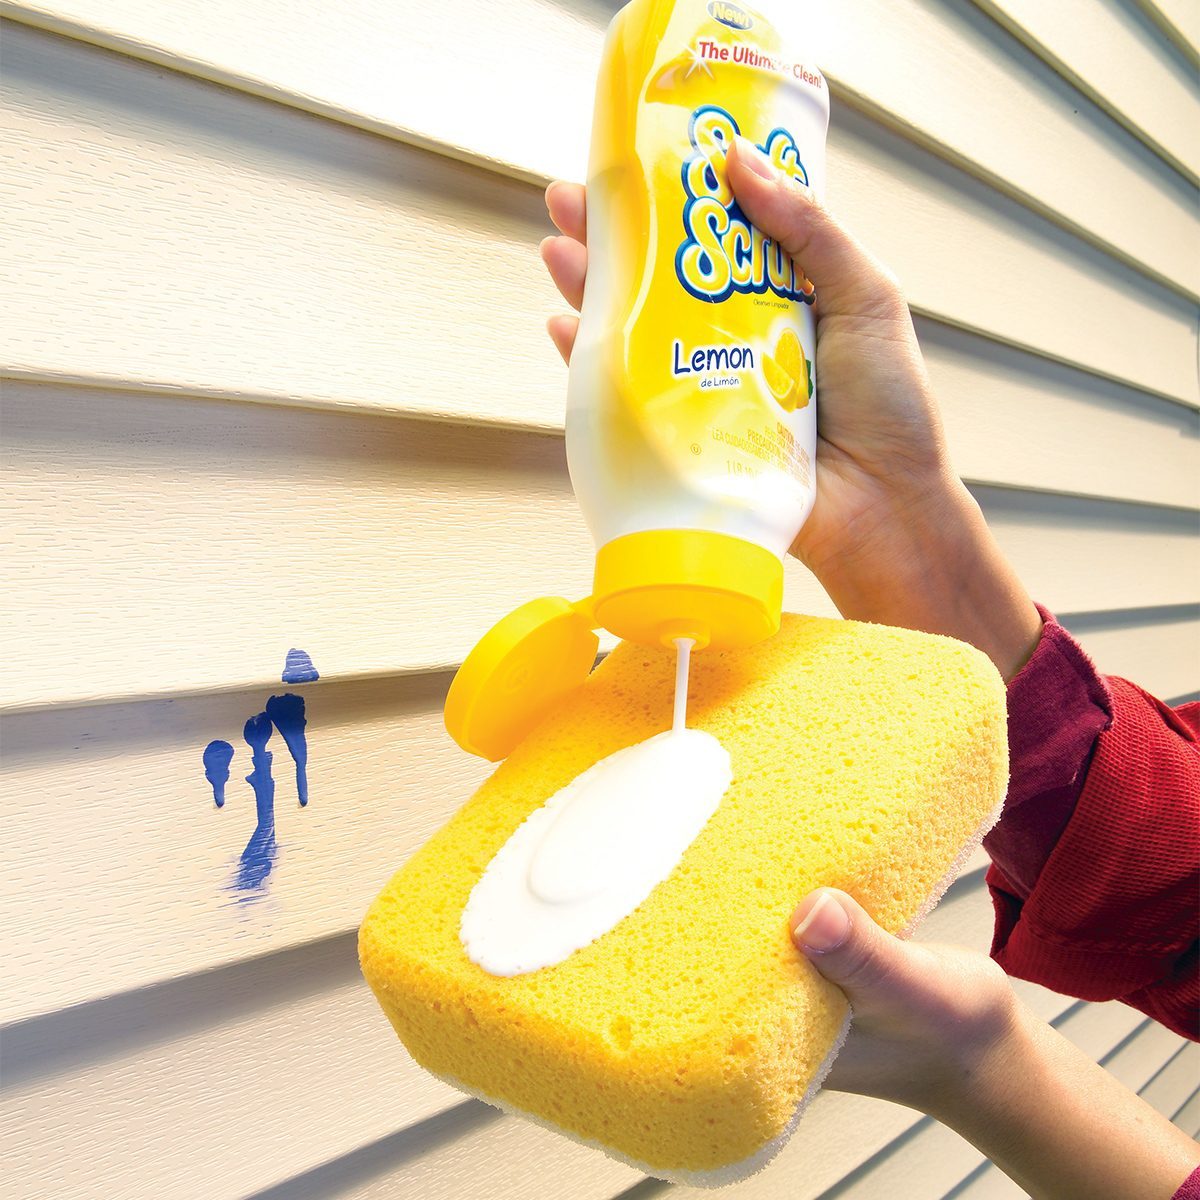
[[445, 0, 829, 761]]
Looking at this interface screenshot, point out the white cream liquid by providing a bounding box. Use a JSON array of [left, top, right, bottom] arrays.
[[461, 639, 731, 976]]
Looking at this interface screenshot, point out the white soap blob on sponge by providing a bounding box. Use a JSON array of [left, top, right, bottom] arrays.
[[461, 728, 732, 976]]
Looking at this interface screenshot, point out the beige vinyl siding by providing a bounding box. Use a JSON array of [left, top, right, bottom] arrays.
[[1, 1, 1197, 1197], [1136, 0, 1200, 61], [4, 0, 1198, 303], [3, 12, 1199, 408], [3, 382, 1197, 719], [972, 0, 1200, 182]]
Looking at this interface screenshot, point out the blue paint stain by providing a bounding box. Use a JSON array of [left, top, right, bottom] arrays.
[[202, 650, 319, 894], [203, 740, 235, 807], [282, 648, 319, 684], [234, 712, 278, 891], [266, 693, 309, 807]]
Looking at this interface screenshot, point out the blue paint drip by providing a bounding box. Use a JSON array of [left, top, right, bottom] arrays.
[[282, 648, 319, 684], [235, 712, 277, 891], [203, 740, 234, 807], [266, 693, 309, 807], [203, 651, 319, 893]]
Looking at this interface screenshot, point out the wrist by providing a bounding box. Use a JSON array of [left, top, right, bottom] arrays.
[[899, 970, 1025, 1119], [802, 467, 969, 610], [922, 993, 1029, 1125], [806, 474, 1042, 681]]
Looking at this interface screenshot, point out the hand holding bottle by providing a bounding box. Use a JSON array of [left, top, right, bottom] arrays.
[[541, 141, 1043, 680]]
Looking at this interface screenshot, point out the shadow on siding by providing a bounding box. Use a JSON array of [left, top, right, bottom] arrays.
[[2, 928, 360, 1088], [244, 1101, 504, 1200]]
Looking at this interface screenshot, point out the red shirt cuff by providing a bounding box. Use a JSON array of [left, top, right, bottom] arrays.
[[983, 603, 1112, 898]]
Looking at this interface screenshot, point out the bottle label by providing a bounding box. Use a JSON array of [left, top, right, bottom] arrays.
[[676, 104, 815, 306], [566, 0, 830, 557]]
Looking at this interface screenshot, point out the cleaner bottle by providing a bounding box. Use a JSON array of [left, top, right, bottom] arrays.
[[445, 0, 829, 762]]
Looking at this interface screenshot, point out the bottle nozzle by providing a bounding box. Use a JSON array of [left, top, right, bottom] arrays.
[[658, 621, 709, 652]]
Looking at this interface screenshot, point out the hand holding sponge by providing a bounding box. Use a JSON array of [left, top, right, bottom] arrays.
[[359, 614, 1007, 1184]]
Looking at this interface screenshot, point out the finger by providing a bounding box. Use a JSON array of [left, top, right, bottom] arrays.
[[546, 181, 587, 243], [726, 137, 904, 320], [539, 235, 587, 312], [790, 889, 914, 1002], [546, 314, 579, 365]]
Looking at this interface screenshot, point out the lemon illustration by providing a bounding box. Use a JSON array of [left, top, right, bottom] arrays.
[[762, 354, 797, 407], [762, 329, 810, 411]]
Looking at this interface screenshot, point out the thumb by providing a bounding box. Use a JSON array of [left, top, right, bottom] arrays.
[[726, 136, 904, 321], [790, 888, 913, 1004]]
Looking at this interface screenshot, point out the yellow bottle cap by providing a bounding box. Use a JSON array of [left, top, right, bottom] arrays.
[[444, 597, 600, 761], [591, 529, 783, 651], [444, 532, 783, 760]]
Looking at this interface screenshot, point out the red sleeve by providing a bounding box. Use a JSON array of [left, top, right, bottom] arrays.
[[984, 610, 1200, 1041], [983, 605, 1112, 896]]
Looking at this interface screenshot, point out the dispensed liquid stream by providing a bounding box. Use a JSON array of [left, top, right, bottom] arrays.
[[672, 637, 693, 733]]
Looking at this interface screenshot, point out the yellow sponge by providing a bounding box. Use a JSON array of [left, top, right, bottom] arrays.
[[359, 614, 1007, 1183]]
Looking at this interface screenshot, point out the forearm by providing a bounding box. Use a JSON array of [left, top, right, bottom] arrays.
[[816, 476, 1042, 682], [931, 1001, 1200, 1200]]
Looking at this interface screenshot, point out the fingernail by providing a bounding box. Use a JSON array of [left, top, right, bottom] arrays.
[[793, 891, 850, 953], [733, 135, 778, 181]]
